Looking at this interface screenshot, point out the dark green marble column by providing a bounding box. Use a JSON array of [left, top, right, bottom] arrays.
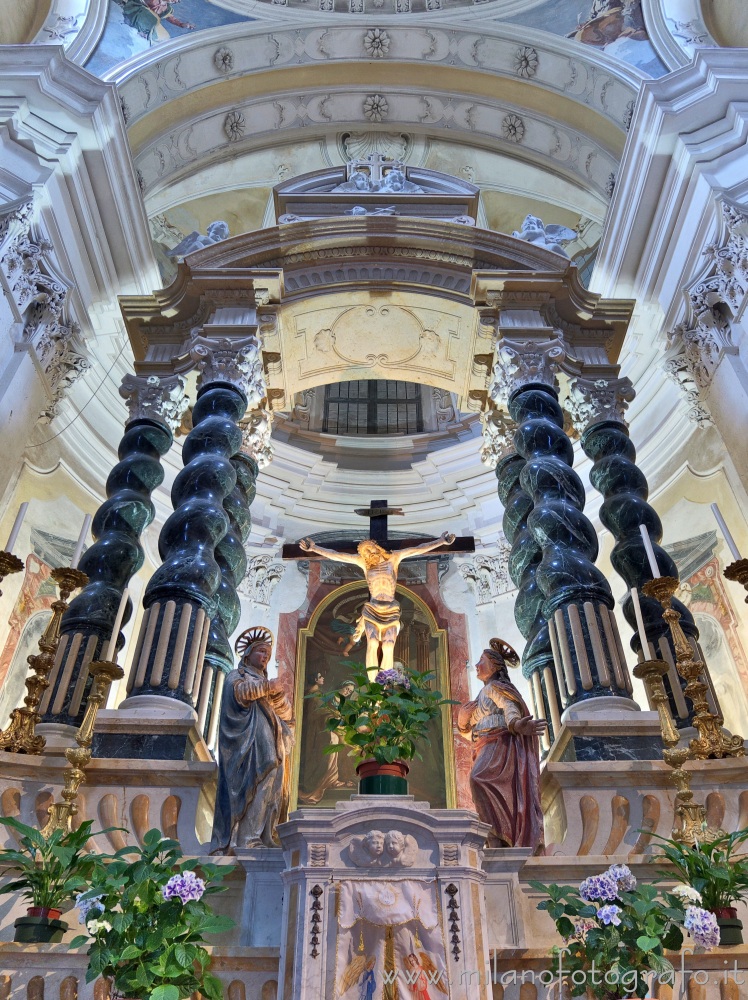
[[40, 374, 185, 728], [569, 375, 704, 728]]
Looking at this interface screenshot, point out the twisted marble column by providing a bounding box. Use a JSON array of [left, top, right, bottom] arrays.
[[124, 336, 266, 718], [490, 339, 635, 725], [569, 376, 704, 727], [40, 375, 185, 728], [199, 452, 257, 746], [483, 409, 556, 747]]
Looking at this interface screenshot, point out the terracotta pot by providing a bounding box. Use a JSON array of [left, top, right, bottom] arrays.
[[356, 759, 409, 795], [27, 906, 62, 921]]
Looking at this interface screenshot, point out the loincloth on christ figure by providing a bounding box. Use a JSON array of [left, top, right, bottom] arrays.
[[352, 599, 401, 642]]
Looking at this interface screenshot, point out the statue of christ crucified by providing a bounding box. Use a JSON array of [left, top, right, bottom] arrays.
[[298, 533, 455, 674]]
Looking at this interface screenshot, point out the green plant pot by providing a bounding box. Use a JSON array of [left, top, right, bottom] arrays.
[[13, 914, 68, 944], [356, 759, 409, 795], [714, 908, 743, 946]]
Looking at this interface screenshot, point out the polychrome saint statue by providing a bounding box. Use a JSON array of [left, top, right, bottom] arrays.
[[458, 639, 546, 851], [210, 626, 294, 852]]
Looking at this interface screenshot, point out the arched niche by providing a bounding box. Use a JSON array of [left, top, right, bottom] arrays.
[[289, 580, 455, 811]]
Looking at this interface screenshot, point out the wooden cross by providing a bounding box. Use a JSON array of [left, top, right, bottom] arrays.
[[281, 499, 475, 559]]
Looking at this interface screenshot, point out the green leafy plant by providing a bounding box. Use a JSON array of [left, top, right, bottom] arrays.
[[309, 663, 454, 764], [651, 827, 748, 911], [71, 829, 234, 1000], [531, 863, 720, 1000], [0, 816, 103, 912]]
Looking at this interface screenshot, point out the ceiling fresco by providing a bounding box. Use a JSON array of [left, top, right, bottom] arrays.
[[85, 0, 252, 76], [507, 0, 667, 77], [84, 0, 667, 78]]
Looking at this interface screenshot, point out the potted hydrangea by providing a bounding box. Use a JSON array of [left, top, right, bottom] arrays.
[[71, 829, 234, 1000], [309, 663, 453, 795], [530, 863, 720, 1000], [652, 828, 748, 946]]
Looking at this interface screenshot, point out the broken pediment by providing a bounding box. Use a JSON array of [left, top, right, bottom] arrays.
[[274, 154, 479, 226]]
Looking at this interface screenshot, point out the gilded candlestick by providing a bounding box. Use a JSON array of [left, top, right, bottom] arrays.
[[633, 659, 679, 747], [642, 576, 744, 760], [0, 566, 88, 755], [724, 558, 748, 603], [42, 658, 124, 835], [0, 550, 23, 597], [641, 575, 740, 843]]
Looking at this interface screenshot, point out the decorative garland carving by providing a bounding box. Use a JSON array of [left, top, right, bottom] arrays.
[[665, 201, 747, 426], [0, 200, 90, 422]]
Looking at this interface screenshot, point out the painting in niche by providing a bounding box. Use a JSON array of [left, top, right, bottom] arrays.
[[295, 585, 449, 810], [666, 530, 748, 737], [0, 525, 80, 726], [84, 0, 251, 77], [507, 0, 667, 78]]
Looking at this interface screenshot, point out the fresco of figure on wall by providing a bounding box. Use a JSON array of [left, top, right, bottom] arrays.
[[114, 0, 195, 42]]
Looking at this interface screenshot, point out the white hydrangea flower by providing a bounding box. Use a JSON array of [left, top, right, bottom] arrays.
[[671, 884, 702, 904]]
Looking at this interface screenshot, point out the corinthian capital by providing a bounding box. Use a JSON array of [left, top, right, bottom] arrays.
[[479, 408, 515, 468], [189, 334, 266, 408], [488, 337, 565, 407], [565, 376, 635, 433], [120, 373, 188, 432]]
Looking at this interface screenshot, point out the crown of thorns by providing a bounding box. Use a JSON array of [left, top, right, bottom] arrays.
[[487, 637, 520, 668], [235, 626, 274, 658]]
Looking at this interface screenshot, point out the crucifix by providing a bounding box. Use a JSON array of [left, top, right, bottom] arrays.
[[282, 501, 475, 674]]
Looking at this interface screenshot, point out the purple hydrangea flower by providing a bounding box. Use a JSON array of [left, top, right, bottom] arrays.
[[374, 668, 410, 690], [579, 872, 619, 902], [162, 870, 206, 904], [684, 906, 720, 949], [608, 863, 637, 892], [76, 892, 105, 922], [596, 904, 622, 926]]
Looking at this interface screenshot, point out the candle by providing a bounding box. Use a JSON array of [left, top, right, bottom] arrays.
[[630, 587, 650, 659], [639, 524, 661, 578], [70, 514, 92, 570], [104, 588, 129, 663], [4, 502, 28, 555], [710, 503, 742, 561]]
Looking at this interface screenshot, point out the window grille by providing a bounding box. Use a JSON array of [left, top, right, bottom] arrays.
[[323, 380, 423, 435]]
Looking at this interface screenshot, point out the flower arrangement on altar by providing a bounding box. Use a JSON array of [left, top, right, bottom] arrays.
[[651, 828, 748, 945], [309, 663, 453, 765], [71, 829, 234, 1000], [531, 863, 720, 1000]]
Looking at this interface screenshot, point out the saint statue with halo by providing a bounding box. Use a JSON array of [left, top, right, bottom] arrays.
[[458, 639, 546, 851], [210, 626, 294, 853]]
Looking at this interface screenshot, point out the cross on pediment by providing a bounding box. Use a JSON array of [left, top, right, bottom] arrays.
[[344, 153, 399, 187], [281, 499, 475, 559]]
